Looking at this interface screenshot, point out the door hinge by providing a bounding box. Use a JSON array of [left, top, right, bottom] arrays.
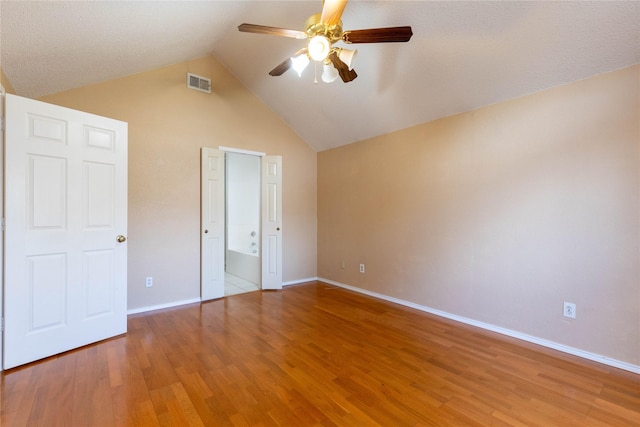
[[1, 218, 5, 231], [1, 318, 4, 332], [0, 118, 4, 132]]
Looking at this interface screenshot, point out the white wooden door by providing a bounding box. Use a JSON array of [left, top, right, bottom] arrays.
[[4, 94, 128, 369], [201, 147, 225, 300], [261, 156, 282, 290]]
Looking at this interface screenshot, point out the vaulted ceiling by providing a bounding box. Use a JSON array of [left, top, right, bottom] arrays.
[[1, 1, 639, 151]]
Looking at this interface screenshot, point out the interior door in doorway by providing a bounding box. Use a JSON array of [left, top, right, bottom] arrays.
[[4, 94, 128, 369], [261, 155, 282, 290], [201, 147, 225, 300]]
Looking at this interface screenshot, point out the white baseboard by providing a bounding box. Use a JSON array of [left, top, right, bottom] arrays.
[[125, 277, 319, 315], [318, 277, 640, 375], [127, 297, 202, 315], [124, 276, 320, 315], [282, 277, 319, 287]]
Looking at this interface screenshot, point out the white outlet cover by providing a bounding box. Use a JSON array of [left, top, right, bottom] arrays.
[[563, 302, 576, 319]]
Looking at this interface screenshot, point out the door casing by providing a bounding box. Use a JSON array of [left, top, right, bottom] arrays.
[[1, 87, 6, 371]]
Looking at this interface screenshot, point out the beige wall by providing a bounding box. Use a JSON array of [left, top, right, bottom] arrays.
[[40, 55, 317, 311], [1, 68, 16, 94], [318, 65, 640, 365]]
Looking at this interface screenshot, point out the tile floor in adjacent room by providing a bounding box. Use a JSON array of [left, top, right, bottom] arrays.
[[224, 272, 260, 296]]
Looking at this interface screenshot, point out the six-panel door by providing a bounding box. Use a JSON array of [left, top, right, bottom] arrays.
[[4, 94, 128, 369]]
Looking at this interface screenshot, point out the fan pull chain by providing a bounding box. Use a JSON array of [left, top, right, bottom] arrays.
[[314, 61, 319, 84]]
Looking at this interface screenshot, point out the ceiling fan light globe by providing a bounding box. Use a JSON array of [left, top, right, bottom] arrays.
[[291, 54, 310, 77], [321, 63, 339, 83], [338, 48, 357, 70], [308, 35, 331, 61]]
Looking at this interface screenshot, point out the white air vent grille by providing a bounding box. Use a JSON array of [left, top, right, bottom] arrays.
[[187, 73, 211, 93]]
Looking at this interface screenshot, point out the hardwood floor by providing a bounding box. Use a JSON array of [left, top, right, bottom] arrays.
[[2, 281, 638, 426]]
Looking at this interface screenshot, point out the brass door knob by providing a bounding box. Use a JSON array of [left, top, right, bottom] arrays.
[[116, 235, 127, 243]]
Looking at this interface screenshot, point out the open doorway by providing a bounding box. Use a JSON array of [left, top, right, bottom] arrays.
[[224, 152, 261, 296], [201, 147, 282, 301]]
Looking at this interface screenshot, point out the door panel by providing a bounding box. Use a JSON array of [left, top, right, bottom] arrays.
[[261, 156, 282, 290], [27, 254, 66, 331], [84, 249, 115, 317], [84, 162, 115, 227], [201, 147, 225, 300], [4, 94, 128, 369], [28, 155, 67, 228]]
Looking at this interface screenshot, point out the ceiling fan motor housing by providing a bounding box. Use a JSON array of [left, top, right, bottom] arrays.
[[305, 13, 343, 42]]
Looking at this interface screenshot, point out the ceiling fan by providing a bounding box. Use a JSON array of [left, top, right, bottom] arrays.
[[238, 0, 413, 83]]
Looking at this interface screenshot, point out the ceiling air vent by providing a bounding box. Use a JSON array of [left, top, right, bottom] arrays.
[[187, 73, 211, 93]]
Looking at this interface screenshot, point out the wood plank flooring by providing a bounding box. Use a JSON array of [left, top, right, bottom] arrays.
[[2, 281, 639, 426]]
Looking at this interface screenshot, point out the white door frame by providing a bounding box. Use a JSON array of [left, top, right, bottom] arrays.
[[1, 85, 6, 371]]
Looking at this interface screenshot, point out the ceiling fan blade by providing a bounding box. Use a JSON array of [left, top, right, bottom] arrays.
[[269, 58, 292, 76], [342, 26, 413, 43], [321, 0, 349, 27], [238, 23, 307, 39], [328, 51, 357, 83], [269, 48, 308, 77]]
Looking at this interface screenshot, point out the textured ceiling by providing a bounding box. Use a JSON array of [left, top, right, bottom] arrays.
[[1, 1, 639, 152]]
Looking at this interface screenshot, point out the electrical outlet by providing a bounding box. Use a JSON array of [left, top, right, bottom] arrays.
[[145, 277, 153, 288], [359, 264, 365, 273], [563, 302, 576, 319]]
